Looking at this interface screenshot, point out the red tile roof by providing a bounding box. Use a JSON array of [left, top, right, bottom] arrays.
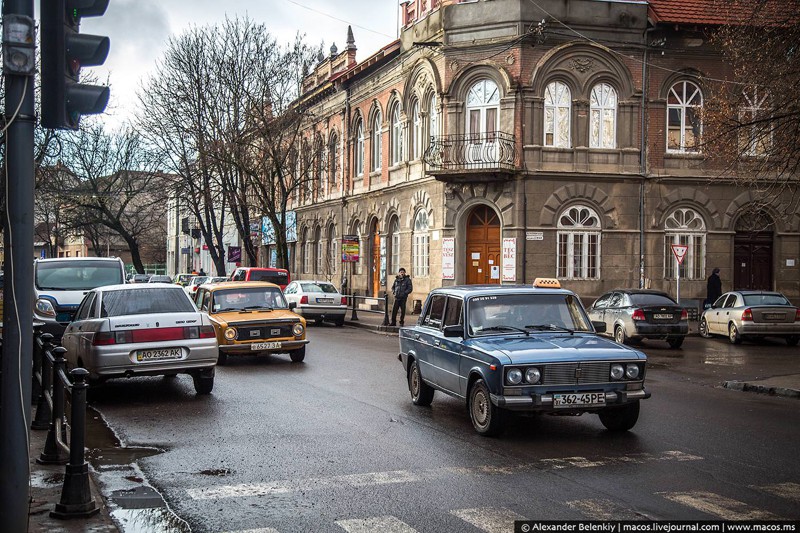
[[648, 0, 789, 25]]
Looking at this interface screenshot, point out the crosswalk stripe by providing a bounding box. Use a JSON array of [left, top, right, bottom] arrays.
[[753, 482, 800, 503], [566, 499, 644, 520], [221, 529, 280, 533], [660, 491, 780, 520], [335, 516, 418, 533], [450, 507, 526, 533]]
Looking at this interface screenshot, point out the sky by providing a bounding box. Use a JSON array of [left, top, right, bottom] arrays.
[[78, 0, 400, 129]]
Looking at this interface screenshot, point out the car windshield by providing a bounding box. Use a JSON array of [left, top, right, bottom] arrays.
[[468, 293, 591, 336], [36, 260, 123, 290], [100, 288, 194, 317], [300, 283, 337, 294], [743, 293, 790, 306], [629, 293, 676, 306], [212, 287, 288, 312]]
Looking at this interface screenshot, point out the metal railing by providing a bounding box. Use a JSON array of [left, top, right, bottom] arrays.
[[423, 132, 516, 171], [32, 332, 100, 519], [346, 291, 391, 326]]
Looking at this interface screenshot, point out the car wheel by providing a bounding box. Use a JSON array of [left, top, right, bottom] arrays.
[[217, 351, 228, 365], [469, 379, 504, 437], [335, 317, 345, 327], [667, 336, 684, 349], [598, 400, 640, 432], [290, 346, 306, 363], [728, 323, 742, 344], [408, 359, 434, 406], [193, 369, 214, 395], [699, 318, 711, 338], [614, 325, 628, 345], [786, 335, 799, 347]]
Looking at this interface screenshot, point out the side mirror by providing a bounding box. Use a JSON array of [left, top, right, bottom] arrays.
[[443, 325, 463, 338], [592, 321, 607, 333], [288, 302, 297, 310]]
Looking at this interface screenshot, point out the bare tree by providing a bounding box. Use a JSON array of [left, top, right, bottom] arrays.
[[703, 0, 800, 218]]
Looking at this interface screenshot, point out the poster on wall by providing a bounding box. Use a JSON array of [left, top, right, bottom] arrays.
[[227, 246, 241, 263], [442, 237, 455, 279], [502, 238, 516, 282], [341, 235, 360, 262]]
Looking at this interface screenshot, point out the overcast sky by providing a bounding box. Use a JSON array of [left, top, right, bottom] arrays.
[[78, 0, 399, 129]]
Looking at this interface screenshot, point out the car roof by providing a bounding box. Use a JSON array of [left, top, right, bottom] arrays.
[[610, 289, 671, 296], [35, 257, 122, 263], [296, 280, 337, 285], [202, 281, 281, 290], [430, 284, 574, 298], [729, 290, 785, 296], [95, 284, 185, 292]]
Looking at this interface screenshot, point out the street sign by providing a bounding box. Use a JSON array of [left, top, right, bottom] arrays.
[[671, 244, 689, 265]]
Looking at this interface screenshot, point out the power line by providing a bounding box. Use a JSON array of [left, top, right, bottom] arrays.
[[285, 0, 395, 39]]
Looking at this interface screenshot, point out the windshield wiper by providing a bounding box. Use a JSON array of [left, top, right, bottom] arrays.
[[216, 307, 239, 313], [525, 324, 575, 334], [476, 325, 529, 335], [243, 305, 273, 311]]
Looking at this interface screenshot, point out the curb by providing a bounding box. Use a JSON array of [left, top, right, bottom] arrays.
[[722, 380, 800, 399]]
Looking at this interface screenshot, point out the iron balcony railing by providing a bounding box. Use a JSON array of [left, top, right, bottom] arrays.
[[423, 132, 516, 172]]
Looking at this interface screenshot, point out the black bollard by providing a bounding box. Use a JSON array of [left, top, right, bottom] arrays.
[[32, 333, 54, 430], [350, 290, 359, 321], [382, 291, 390, 327], [38, 346, 69, 465], [51, 368, 100, 519], [32, 325, 44, 403]]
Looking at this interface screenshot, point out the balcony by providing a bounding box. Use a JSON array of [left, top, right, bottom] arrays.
[[423, 132, 517, 181]]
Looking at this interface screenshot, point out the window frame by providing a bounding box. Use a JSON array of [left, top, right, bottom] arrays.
[[390, 103, 403, 165], [412, 210, 430, 277], [355, 119, 364, 177], [371, 109, 383, 172], [544, 81, 572, 148], [589, 82, 617, 149], [666, 80, 703, 153], [663, 207, 706, 280], [556, 205, 601, 280]]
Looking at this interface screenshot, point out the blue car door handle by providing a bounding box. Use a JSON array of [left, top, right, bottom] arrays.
[[433, 340, 441, 347]]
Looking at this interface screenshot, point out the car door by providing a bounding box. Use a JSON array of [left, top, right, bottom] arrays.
[[412, 294, 447, 386], [435, 296, 464, 395], [283, 282, 298, 306], [719, 293, 741, 333], [588, 293, 612, 334], [62, 292, 95, 367], [708, 293, 733, 334], [606, 292, 624, 333]]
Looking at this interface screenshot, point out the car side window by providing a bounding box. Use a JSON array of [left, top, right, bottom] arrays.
[[284, 283, 295, 294], [593, 293, 612, 309], [713, 295, 727, 308], [443, 297, 463, 327], [723, 295, 737, 308], [608, 292, 623, 308], [422, 295, 447, 329], [74, 293, 96, 321]]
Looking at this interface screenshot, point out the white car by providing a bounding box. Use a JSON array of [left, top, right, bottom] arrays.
[[184, 276, 209, 297], [283, 280, 348, 326]]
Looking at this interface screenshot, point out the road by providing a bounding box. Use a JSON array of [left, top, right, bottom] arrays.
[[85, 327, 800, 533]]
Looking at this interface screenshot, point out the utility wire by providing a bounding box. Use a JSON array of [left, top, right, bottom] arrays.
[[285, 0, 394, 39]]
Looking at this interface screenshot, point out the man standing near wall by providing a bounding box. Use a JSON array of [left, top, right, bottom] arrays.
[[390, 268, 413, 327]]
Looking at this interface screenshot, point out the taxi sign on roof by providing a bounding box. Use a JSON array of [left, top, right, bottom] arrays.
[[533, 277, 561, 288]]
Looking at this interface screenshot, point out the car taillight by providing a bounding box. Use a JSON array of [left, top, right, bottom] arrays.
[[741, 308, 753, 321], [300, 295, 308, 304], [795, 308, 800, 322], [341, 296, 348, 305], [632, 309, 646, 321], [199, 325, 216, 338], [680, 309, 688, 320], [92, 332, 116, 346]]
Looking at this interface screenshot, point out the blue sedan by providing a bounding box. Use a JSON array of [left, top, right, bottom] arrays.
[[398, 280, 650, 436]]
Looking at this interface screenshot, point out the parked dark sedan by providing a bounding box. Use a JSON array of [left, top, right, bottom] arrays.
[[398, 280, 650, 436], [586, 289, 688, 349]]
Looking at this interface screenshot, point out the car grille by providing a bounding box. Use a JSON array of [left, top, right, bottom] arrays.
[[236, 322, 294, 340], [542, 362, 612, 385]]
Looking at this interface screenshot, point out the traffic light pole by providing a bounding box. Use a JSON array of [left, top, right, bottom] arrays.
[[1, 0, 36, 530]]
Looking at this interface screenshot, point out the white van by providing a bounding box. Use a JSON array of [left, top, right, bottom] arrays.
[[34, 257, 126, 339]]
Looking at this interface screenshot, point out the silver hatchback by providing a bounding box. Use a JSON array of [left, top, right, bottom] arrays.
[[700, 291, 800, 345]]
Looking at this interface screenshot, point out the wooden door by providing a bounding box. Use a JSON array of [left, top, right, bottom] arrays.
[[734, 232, 773, 290], [465, 205, 501, 285]]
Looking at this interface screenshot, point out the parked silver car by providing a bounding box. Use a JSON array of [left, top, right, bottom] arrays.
[[699, 291, 800, 345], [61, 284, 219, 393], [282, 280, 347, 326]]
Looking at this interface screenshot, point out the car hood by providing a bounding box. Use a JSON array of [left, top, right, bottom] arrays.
[[466, 333, 644, 364], [210, 308, 303, 324]]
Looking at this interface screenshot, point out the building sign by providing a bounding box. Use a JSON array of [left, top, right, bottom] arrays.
[[341, 235, 360, 263], [502, 238, 516, 282], [227, 246, 241, 263], [261, 211, 297, 245], [380, 237, 387, 286], [526, 231, 544, 241], [442, 237, 455, 279]]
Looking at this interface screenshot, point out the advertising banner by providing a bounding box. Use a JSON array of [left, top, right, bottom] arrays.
[[261, 211, 297, 245], [227, 246, 241, 263], [502, 238, 516, 282], [442, 237, 455, 279], [341, 235, 360, 263]]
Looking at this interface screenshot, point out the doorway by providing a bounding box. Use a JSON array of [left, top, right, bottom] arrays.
[[733, 212, 774, 290], [465, 205, 501, 285]]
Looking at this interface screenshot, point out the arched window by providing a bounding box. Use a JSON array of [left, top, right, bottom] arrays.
[[664, 208, 706, 280], [328, 133, 339, 188], [354, 224, 363, 275], [355, 119, 364, 177], [371, 109, 382, 172], [466, 79, 500, 141], [557, 205, 600, 279], [413, 210, 430, 277], [411, 99, 421, 160], [590, 83, 617, 149], [427, 93, 439, 149], [545, 81, 571, 148], [741, 89, 771, 157], [390, 103, 403, 165], [389, 217, 400, 275], [667, 81, 703, 152], [314, 226, 323, 275], [315, 133, 325, 198], [327, 225, 337, 275], [302, 228, 312, 274]]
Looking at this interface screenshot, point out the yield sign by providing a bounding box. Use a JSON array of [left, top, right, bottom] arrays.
[[671, 244, 689, 265]]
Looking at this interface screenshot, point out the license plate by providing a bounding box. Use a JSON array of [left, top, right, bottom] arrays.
[[653, 314, 673, 320], [762, 313, 784, 320], [136, 348, 182, 362], [553, 392, 606, 408], [317, 298, 334, 304], [251, 342, 281, 350]]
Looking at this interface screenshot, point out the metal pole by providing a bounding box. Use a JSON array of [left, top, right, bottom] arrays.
[[351, 289, 359, 321], [676, 256, 681, 305], [382, 291, 390, 326], [0, 0, 36, 528]]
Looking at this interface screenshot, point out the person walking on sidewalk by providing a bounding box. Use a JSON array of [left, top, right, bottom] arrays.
[[390, 268, 413, 327], [706, 267, 722, 307]]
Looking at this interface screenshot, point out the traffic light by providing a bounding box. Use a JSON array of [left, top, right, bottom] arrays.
[[41, 0, 111, 130]]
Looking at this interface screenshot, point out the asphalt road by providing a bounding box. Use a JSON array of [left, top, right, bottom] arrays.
[[86, 327, 800, 533]]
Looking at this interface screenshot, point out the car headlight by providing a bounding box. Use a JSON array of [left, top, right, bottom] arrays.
[[224, 327, 237, 340], [506, 368, 523, 385], [292, 323, 304, 336], [610, 364, 625, 380], [625, 364, 640, 380], [35, 299, 56, 318], [524, 367, 541, 384]]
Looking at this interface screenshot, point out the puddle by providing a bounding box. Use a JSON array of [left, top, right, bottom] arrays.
[[110, 508, 191, 533]]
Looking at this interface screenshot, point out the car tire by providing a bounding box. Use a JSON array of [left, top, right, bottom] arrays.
[[217, 351, 228, 365], [728, 323, 743, 344], [699, 318, 711, 338], [335, 317, 345, 327], [193, 369, 214, 395], [614, 325, 628, 345], [598, 400, 639, 432], [290, 346, 306, 363], [469, 379, 504, 437], [786, 335, 799, 347], [408, 359, 434, 406], [667, 336, 684, 349]]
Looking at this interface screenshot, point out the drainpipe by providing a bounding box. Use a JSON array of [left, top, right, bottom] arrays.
[[639, 27, 656, 289]]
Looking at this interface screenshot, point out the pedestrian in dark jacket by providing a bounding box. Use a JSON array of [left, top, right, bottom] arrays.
[[390, 268, 413, 326], [706, 267, 722, 307]]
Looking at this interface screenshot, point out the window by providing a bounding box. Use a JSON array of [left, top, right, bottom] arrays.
[[302, 229, 312, 274], [389, 217, 400, 276], [413, 210, 430, 277], [443, 297, 463, 327], [423, 294, 446, 328], [371, 109, 382, 172], [354, 224, 363, 275], [314, 226, 323, 275], [427, 93, 439, 149], [466, 79, 499, 141], [667, 81, 702, 152], [556, 205, 600, 279], [664, 207, 706, 280], [328, 133, 339, 187], [391, 103, 403, 165], [328, 225, 337, 275], [590, 83, 617, 149], [411, 100, 422, 160], [355, 119, 364, 177], [740, 89, 771, 157], [544, 81, 571, 147]]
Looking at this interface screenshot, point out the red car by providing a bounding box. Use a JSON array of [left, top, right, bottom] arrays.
[[229, 267, 290, 290]]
